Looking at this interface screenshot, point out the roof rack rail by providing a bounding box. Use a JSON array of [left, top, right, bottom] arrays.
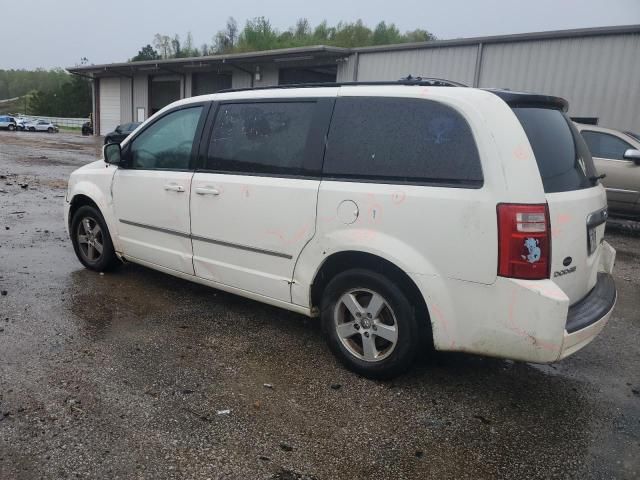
[[217, 77, 467, 94]]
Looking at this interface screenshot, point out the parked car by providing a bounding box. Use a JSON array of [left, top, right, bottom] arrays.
[[577, 124, 640, 219], [104, 122, 141, 145], [65, 83, 617, 378], [14, 117, 31, 131], [25, 119, 58, 133], [0, 115, 17, 131]]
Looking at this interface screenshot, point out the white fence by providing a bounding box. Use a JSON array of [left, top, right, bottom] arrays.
[[27, 116, 89, 128]]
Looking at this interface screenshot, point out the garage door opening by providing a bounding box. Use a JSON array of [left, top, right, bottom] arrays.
[[150, 76, 181, 115], [279, 66, 337, 85], [192, 72, 232, 96]]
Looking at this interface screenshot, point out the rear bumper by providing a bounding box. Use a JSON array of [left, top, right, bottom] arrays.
[[559, 272, 616, 359], [410, 241, 616, 363]]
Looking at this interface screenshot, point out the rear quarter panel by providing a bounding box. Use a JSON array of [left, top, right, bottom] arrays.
[[292, 88, 544, 308]]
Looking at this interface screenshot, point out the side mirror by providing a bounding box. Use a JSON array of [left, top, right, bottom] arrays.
[[623, 148, 640, 165], [103, 142, 122, 165]]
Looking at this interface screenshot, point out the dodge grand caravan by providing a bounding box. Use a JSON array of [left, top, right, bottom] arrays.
[[65, 81, 617, 378]]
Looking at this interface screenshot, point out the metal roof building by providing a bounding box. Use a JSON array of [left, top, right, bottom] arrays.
[[68, 24, 640, 136]]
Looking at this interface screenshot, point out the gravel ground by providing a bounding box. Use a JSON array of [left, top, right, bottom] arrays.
[[0, 131, 639, 479]]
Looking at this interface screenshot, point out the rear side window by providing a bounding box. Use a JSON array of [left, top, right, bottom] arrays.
[[206, 102, 317, 176], [323, 97, 483, 187], [581, 131, 633, 160], [513, 108, 596, 193]]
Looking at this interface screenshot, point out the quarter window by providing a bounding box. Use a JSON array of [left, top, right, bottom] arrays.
[[514, 108, 596, 193], [129, 106, 203, 170], [206, 102, 317, 176], [323, 97, 483, 186], [581, 131, 633, 160]]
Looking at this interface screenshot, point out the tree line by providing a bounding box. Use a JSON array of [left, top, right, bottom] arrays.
[[131, 17, 435, 61], [0, 69, 91, 117]]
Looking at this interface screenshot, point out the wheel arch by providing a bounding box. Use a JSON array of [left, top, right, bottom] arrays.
[[68, 194, 100, 231], [310, 250, 432, 343], [67, 185, 121, 253]]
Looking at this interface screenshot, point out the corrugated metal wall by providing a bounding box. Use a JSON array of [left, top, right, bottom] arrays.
[[478, 33, 640, 131], [231, 69, 252, 89], [119, 77, 132, 123], [355, 45, 479, 86], [256, 65, 279, 86], [184, 73, 192, 97], [336, 55, 357, 81], [132, 74, 148, 122]]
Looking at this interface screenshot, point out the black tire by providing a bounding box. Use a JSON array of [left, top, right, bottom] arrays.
[[29, 127, 35, 132], [8, 124, 15, 131], [321, 268, 421, 379], [47, 127, 53, 133], [70, 205, 120, 272]]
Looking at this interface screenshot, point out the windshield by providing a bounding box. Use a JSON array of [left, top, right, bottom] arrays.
[[513, 107, 597, 193]]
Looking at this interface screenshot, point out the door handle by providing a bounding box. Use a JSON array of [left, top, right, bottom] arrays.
[[195, 187, 220, 196], [164, 184, 185, 192]]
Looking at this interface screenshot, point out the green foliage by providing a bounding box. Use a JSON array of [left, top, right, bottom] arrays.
[[131, 44, 161, 62], [135, 17, 436, 60], [29, 75, 91, 117], [0, 68, 69, 101]]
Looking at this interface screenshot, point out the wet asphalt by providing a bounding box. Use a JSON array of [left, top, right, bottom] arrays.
[[0, 131, 639, 479]]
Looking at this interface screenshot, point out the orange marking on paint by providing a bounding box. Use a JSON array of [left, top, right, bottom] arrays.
[[265, 224, 310, 245], [513, 144, 528, 161], [430, 303, 456, 349], [391, 191, 406, 205]]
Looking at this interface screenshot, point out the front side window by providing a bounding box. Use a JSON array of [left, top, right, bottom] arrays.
[[322, 97, 483, 186], [129, 106, 203, 170], [206, 102, 317, 176], [581, 131, 634, 160]]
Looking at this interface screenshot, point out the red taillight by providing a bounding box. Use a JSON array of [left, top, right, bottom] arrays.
[[497, 203, 551, 280]]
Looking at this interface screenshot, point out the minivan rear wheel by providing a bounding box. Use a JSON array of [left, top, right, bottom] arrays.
[[70, 205, 120, 272], [321, 269, 421, 379]]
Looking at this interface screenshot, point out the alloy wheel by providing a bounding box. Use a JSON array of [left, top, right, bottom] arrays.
[[77, 217, 104, 262], [333, 288, 398, 362]]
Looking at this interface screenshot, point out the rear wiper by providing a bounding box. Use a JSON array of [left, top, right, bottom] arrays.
[[590, 173, 606, 183]]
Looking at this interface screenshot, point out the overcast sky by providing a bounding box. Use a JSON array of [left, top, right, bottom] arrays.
[[2, 0, 639, 69]]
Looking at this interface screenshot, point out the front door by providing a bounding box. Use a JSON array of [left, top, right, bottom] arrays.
[[112, 105, 205, 274], [581, 129, 640, 213], [190, 99, 332, 302]]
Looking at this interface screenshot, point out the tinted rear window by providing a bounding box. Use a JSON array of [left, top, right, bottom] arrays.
[[513, 108, 596, 193], [323, 97, 483, 187]]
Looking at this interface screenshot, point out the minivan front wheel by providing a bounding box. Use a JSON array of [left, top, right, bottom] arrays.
[[71, 205, 119, 272], [321, 269, 421, 379]]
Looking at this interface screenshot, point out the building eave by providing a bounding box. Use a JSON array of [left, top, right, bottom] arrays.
[[66, 45, 351, 76]]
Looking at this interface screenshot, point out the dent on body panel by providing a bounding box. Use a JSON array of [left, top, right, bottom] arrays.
[[504, 284, 562, 355]]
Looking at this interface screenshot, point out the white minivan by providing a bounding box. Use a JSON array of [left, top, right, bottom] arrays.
[[65, 81, 617, 378]]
